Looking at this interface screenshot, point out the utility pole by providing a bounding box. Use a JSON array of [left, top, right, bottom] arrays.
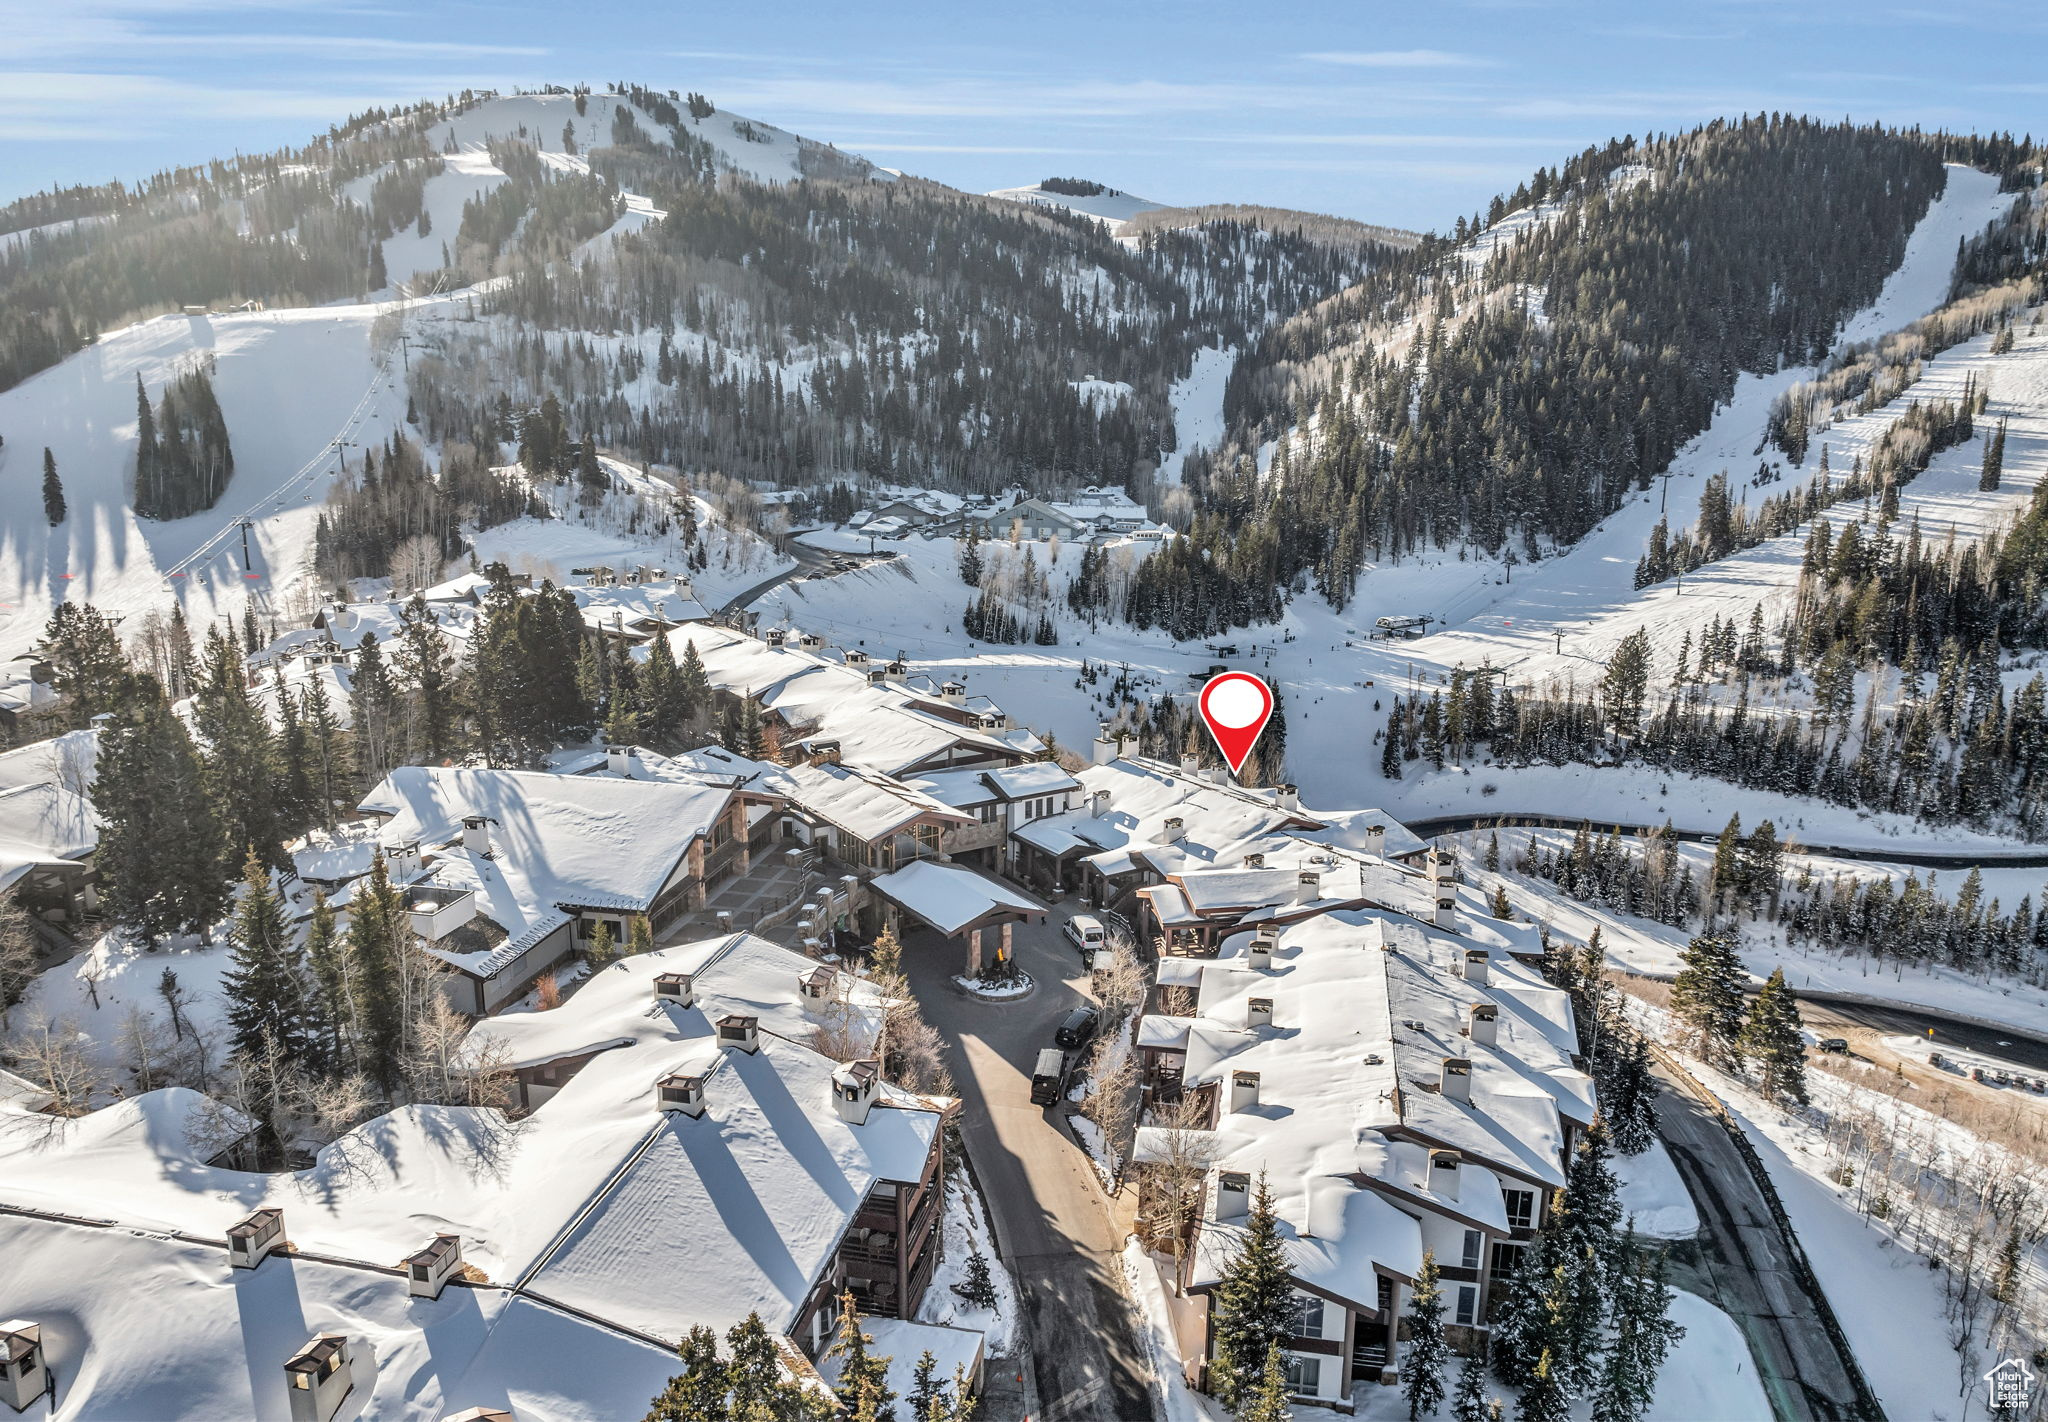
[[238, 518, 253, 573]]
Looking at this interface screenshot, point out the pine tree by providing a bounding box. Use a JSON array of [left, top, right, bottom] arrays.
[[1737, 967, 1808, 1103], [38, 601, 134, 726], [641, 634, 686, 748], [396, 595, 456, 763], [347, 853, 406, 1094], [1602, 629, 1652, 734], [906, 1351, 949, 1422], [630, 914, 654, 956], [827, 1293, 896, 1422], [1516, 1349, 1569, 1422], [193, 626, 284, 870], [643, 1324, 729, 1422], [956, 1249, 998, 1309], [301, 677, 350, 830], [1981, 416, 2007, 492], [1451, 1338, 1491, 1422], [41, 447, 65, 525], [1599, 1026, 1659, 1156], [1405, 1251, 1449, 1421], [586, 920, 615, 969], [351, 632, 401, 783], [1669, 930, 1747, 1067], [1491, 884, 1513, 920], [222, 848, 316, 1064], [304, 890, 353, 1072], [1208, 1174, 1298, 1409], [1238, 1343, 1291, 1422], [1486, 831, 1501, 872], [1590, 1235, 1684, 1422], [93, 679, 227, 945]]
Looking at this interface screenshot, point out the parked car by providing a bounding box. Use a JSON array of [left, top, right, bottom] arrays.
[[1030, 1048, 1067, 1106], [1063, 914, 1107, 957], [1054, 1005, 1100, 1051], [1816, 1037, 1849, 1054]]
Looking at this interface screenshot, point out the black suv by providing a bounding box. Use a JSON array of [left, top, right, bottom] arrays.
[[1054, 1006, 1100, 1050]]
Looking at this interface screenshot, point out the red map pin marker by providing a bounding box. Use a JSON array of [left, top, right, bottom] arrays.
[[1199, 671, 1274, 777]]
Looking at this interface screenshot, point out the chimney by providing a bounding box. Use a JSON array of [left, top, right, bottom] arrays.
[[1440, 1056, 1472, 1103], [404, 1234, 462, 1300], [1179, 753, 1199, 776], [605, 740, 634, 775], [1091, 723, 1118, 765], [845, 648, 870, 668], [654, 972, 695, 1009], [1365, 822, 1386, 857], [1468, 1002, 1499, 1047], [1426, 847, 1444, 885], [1247, 996, 1274, 1029], [941, 680, 967, 701], [832, 1059, 880, 1126], [808, 740, 842, 766], [1435, 893, 1457, 931], [764, 627, 787, 647], [798, 631, 826, 651], [387, 839, 423, 882], [1297, 870, 1321, 902], [1428, 1148, 1462, 1201], [1462, 948, 1490, 986], [1162, 816, 1185, 844], [656, 1070, 708, 1117], [884, 660, 908, 684], [717, 1014, 761, 1054], [1229, 1069, 1261, 1113], [1277, 783, 1299, 811], [1091, 788, 1112, 817], [461, 815, 492, 859], [0, 1322, 46, 1415], [1248, 931, 1276, 970], [1211, 1170, 1251, 1221], [1242, 852, 1265, 869], [283, 1334, 354, 1422], [227, 1208, 286, 1269], [867, 668, 890, 686]]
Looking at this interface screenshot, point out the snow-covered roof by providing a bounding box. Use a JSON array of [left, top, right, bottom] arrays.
[[0, 781, 98, 891], [1017, 757, 1323, 872], [1187, 1176, 1424, 1305], [588, 743, 966, 843], [1134, 908, 1589, 1278], [869, 860, 1042, 937], [978, 761, 1081, 799], [0, 934, 947, 1373], [0, 727, 96, 794], [572, 578, 711, 634]]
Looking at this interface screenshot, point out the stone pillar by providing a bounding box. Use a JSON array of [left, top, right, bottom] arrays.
[[1000, 920, 1014, 964], [968, 927, 983, 976], [734, 802, 752, 874]]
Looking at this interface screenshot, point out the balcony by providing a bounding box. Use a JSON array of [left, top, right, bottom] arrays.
[[942, 821, 1007, 855]]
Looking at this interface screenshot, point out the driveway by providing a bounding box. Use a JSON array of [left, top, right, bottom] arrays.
[[1650, 1057, 1882, 1422], [903, 909, 1157, 1422]]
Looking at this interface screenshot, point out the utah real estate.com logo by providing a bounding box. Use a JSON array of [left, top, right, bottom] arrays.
[[1986, 1357, 2035, 1413]]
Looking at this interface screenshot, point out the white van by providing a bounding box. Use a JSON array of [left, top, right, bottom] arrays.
[[1063, 914, 1107, 957]]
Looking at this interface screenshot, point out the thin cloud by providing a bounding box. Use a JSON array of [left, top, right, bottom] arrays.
[[1300, 50, 1499, 69]]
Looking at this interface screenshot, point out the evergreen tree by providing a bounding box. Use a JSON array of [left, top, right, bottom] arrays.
[[396, 594, 456, 763], [905, 1351, 950, 1422], [1490, 884, 1514, 920], [301, 677, 350, 830], [630, 915, 654, 956], [41, 446, 65, 525], [193, 625, 284, 870], [1516, 1350, 1570, 1422], [1208, 1174, 1298, 1409], [956, 1249, 998, 1309], [1602, 629, 1652, 734], [1451, 1338, 1491, 1422], [1405, 1251, 1449, 1421], [93, 679, 227, 945], [643, 1324, 729, 1422], [1590, 1235, 1685, 1422], [222, 848, 317, 1064], [37, 601, 134, 726], [351, 632, 401, 783], [1669, 930, 1747, 1066], [586, 920, 615, 969], [1981, 416, 2007, 492], [303, 890, 353, 1072], [1737, 967, 1808, 1103], [347, 853, 406, 1094], [641, 633, 687, 747], [827, 1294, 896, 1422], [1238, 1343, 1291, 1422], [1599, 1025, 1660, 1156]]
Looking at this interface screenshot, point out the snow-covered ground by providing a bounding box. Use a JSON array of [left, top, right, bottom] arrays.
[[1158, 346, 1234, 487], [916, 1165, 1021, 1356], [1616, 1138, 1700, 1239], [987, 181, 1165, 226]]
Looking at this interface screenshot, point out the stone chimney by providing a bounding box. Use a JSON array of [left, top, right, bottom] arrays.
[[1435, 893, 1457, 931], [717, 1014, 761, 1054], [227, 1207, 286, 1269], [1091, 724, 1118, 765], [1277, 783, 1299, 811], [461, 815, 492, 859], [1461, 948, 1490, 986], [1428, 1147, 1462, 1200], [404, 1234, 462, 1300], [605, 740, 634, 775], [1229, 1069, 1261, 1113], [1247, 996, 1273, 1029], [1248, 931, 1276, 970], [654, 972, 695, 1009], [656, 1070, 708, 1117], [1468, 1002, 1498, 1047], [831, 1059, 880, 1126], [809, 740, 842, 767], [1162, 816, 1185, 844], [1178, 753, 1200, 776], [1365, 822, 1386, 857], [1440, 1056, 1472, 1103]]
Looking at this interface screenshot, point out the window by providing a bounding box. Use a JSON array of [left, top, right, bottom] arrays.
[[1288, 1292, 1324, 1339], [1282, 1354, 1321, 1395], [1461, 1229, 1483, 1270], [1455, 1285, 1478, 1326], [1503, 1188, 1536, 1230], [978, 803, 1000, 823], [1489, 1240, 1528, 1281]]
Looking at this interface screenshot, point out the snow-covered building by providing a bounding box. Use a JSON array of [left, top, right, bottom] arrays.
[[0, 727, 100, 922], [905, 759, 1084, 872], [667, 624, 1044, 777], [0, 933, 966, 1418], [322, 766, 785, 1012], [1131, 910, 1592, 1408]]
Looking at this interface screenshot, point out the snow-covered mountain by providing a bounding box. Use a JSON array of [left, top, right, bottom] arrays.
[[985, 179, 1165, 226]]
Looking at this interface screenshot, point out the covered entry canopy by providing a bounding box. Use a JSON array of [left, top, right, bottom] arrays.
[[869, 859, 1042, 972]]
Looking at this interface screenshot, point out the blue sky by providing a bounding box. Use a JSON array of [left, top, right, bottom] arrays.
[[4, 0, 2042, 231]]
